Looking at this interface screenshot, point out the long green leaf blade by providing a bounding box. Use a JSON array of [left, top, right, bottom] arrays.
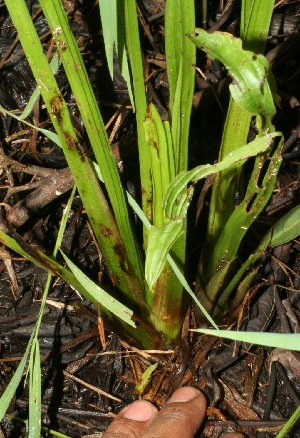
[[191, 329, 300, 351], [165, 0, 195, 173], [99, 0, 134, 107], [122, 0, 152, 225], [98, 0, 116, 77], [28, 339, 41, 438], [61, 251, 136, 328]]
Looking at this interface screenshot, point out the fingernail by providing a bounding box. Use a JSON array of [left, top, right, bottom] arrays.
[[167, 386, 201, 403], [123, 400, 156, 421]]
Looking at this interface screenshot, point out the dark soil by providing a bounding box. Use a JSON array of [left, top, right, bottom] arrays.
[[0, 0, 300, 437]]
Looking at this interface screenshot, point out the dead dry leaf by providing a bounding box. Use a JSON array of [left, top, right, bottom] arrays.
[[267, 348, 300, 380], [221, 380, 260, 420]]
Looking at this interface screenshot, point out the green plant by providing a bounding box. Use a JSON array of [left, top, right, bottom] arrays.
[[2, 0, 287, 342], [0, 0, 299, 435]]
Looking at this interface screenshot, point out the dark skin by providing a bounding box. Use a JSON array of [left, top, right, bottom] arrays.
[[102, 386, 244, 438]]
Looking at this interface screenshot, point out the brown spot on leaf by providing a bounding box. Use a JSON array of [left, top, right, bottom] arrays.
[[153, 141, 159, 156], [64, 131, 87, 161], [99, 224, 112, 237], [50, 94, 63, 123], [113, 244, 132, 275], [64, 132, 76, 150]]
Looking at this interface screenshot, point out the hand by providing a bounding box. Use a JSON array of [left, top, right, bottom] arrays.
[[101, 386, 243, 438]]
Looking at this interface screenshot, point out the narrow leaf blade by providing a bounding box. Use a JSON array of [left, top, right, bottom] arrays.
[[270, 204, 300, 247], [191, 329, 300, 351], [61, 251, 135, 327], [0, 334, 34, 420], [28, 339, 41, 438]]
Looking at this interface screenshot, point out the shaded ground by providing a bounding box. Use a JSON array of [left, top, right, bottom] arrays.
[[0, 0, 300, 437]]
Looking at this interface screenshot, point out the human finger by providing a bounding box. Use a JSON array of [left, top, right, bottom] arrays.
[[140, 386, 207, 438], [101, 399, 158, 438]]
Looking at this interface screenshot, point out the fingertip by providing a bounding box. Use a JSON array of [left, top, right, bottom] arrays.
[[167, 386, 206, 404], [122, 400, 158, 421]]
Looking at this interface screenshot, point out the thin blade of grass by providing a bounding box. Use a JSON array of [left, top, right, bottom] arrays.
[[28, 339, 41, 438], [166, 255, 218, 329], [276, 405, 300, 438], [191, 329, 300, 351], [20, 53, 60, 120], [99, 0, 134, 108], [0, 187, 75, 425], [165, 0, 195, 173], [0, 105, 61, 146], [0, 332, 34, 420], [4, 414, 73, 438], [55, 185, 76, 257], [98, 0, 116, 78], [61, 251, 135, 328]]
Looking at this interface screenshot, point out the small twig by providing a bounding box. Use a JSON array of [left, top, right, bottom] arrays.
[[63, 370, 122, 402]]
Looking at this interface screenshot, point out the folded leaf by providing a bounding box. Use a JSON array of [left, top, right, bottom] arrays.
[[145, 221, 184, 292], [188, 29, 276, 118], [164, 133, 278, 219], [135, 364, 158, 395]]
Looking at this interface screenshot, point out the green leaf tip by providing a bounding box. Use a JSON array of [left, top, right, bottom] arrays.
[[135, 363, 158, 395], [270, 204, 300, 247], [188, 29, 276, 118]]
